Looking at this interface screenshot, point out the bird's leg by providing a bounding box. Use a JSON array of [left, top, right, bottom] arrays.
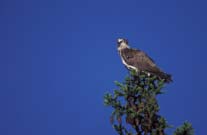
[[136, 70, 141, 76], [134, 71, 140, 84]]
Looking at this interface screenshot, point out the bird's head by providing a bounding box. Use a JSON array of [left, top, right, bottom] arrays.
[[117, 38, 129, 51]]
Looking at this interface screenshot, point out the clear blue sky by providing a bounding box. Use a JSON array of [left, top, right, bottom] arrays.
[[0, 0, 207, 135]]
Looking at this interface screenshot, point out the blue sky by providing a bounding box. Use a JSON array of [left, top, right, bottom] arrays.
[[0, 0, 207, 134]]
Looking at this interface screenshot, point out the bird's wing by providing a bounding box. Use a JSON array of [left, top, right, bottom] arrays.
[[122, 48, 161, 73]]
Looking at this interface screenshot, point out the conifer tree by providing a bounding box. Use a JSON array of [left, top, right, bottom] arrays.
[[104, 70, 194, 135]]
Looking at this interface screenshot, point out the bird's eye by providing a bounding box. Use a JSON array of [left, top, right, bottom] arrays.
[[117, 39, 123, 44], [118, 40, 123, 44]]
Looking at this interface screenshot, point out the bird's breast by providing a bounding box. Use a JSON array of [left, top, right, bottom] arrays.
[[119, 51, 138, 71]]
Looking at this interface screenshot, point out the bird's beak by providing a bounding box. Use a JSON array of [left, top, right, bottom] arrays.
[[117, 39, 123, 47], [117, 42, 121, 48]]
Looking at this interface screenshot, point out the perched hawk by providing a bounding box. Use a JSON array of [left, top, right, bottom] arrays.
[[117, 38, 172, 83]]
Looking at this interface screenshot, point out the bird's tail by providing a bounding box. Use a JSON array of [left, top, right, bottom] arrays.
[[158, 72, 172, 83]]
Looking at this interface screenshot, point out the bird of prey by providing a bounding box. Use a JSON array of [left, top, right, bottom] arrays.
[[117, 38, 172, 83]]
